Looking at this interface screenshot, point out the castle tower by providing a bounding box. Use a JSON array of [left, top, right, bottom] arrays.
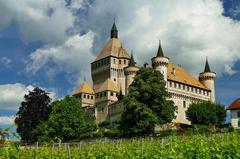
[[73, 80, 95, 108], [124, 52, 139, 95], [199, 58, 216, 102], [91, 22, 130, 95], [151, 41, 169, 82]]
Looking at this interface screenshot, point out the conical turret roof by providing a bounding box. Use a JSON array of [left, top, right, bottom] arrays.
[[204, 57, 211, 72], [156, 40, 164, 57], [110, 22, 118, 39], [129, 52, 136, 67]]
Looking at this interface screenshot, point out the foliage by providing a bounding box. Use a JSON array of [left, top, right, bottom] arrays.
[[34, 96, 97, 142], [186, 101, 226, 126], [120, 67, 176, 137], [15, 87, 51, 143], [1, 133, 240, 158]]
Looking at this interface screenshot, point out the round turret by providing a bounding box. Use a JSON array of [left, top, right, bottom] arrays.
[[151, 41, 169, 82], [199, 58, 216, 102], [124, 53, 139, 95]]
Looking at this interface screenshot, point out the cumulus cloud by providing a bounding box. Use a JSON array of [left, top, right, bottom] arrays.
[[0, 83, 57, 110], [0, 116, 15, 125], [0, 0, 84, 44], [0, 57, 11, 66], [26, 31, 95, 84], [82, 0, 240, 76]]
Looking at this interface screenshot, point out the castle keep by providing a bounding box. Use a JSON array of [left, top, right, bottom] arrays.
[[73, 22, 216, 125]]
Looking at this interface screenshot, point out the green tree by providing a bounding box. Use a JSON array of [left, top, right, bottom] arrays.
[[15, 87, 51, 143], [119, 68, 176, 137], [36, 96, 96, 142], [186, 101, 226, 126]]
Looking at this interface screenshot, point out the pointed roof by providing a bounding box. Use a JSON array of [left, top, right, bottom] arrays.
[[204, 57, 211, 72], [94, 38, 130, 61], [110, 22, 118, 39], [156, 40, 164, 57], [129, 52, 136, 67], [227, 98, 240, 110], [74, 81, 94, 95], [167, 64, 209, 90], [96, 79, 118, 93]]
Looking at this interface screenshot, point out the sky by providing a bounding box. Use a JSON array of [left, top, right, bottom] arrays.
[[0, 0, 240, 128]]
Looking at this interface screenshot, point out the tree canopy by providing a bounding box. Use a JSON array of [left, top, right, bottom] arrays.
[[35, 96, 96, 142], [15, 87, 51, 143], [186, 101, 226, 126], [119, 67, 176, 137]]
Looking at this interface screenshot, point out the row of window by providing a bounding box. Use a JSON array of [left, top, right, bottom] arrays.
[[95, 91, 117, 98], [83, 94, 94, 100], [113, 58, 128, 65], [92, 58, 110, 69], [92, 58, 129, 70], [169, 81, 209, 96]]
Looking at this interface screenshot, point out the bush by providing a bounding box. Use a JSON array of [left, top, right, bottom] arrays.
[[104, 128, 121, 138]]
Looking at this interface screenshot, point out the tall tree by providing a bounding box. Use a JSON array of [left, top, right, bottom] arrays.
[[119, 68, 176, 137], [15, 87, 51, 143], [35, 96, 96, 142], [186, 101, 226, 126]]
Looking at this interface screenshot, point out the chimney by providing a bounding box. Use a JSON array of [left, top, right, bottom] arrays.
[[172, 67, 176, 76], [143, 63, 149, 68]]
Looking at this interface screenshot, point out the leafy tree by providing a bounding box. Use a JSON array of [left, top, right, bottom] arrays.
[[186, 101, 226, 127], [15, 87, 51, 143], [35, 96, 96, 142], [119, 68, 176, 137], [120, 97, 157, 137]]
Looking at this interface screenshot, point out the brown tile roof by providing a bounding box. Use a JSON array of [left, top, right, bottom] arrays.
[[167, 64, 209, 90], [227, 98, 240, 110], [73, 81, 94, 95], [95, 38, 130, 61], [96, 79, 118, 93]]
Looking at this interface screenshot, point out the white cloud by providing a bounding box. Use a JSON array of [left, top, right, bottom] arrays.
[[26, 31, 95, 84], [0, 57, 11, 66], [0, 83, 57, 110], [0, 116, 15, 125], [82, 0, 240, 76], [0, 0, 84, 44]]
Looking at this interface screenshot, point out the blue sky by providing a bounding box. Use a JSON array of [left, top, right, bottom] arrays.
[[0, 0, 240, 128]]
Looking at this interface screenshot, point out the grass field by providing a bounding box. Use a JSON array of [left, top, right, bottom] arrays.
[[1, 132, 240, 159]]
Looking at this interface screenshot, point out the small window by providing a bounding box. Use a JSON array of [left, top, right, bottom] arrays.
[[195, 88, 198, 93], [114, 78, 116, 81], [113, 59, 116, 64], [119, 60, 121, 64], [87, 95, 90, 99], [104, 92, 107, 96], [174, 83, 177, 88], [83, 94, 86, 98], [199, 90, 202, 94], [101, 108, 104, 112], [100, 93, 102, 97], [111, 92, 114, 96], [169, 82, 172, 87], [187, 86, 189, 91], [91, 96, 93, 99], [178, 84, 181, 89], [183, 85, 185, 90], [124, 60, 126, 64], [191, 87, 193, 92], [183, 101, 186, 108], [238, 112, 240, 118]]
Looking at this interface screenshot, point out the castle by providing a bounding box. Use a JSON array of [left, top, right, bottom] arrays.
[[73, 22, 216, 125]]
